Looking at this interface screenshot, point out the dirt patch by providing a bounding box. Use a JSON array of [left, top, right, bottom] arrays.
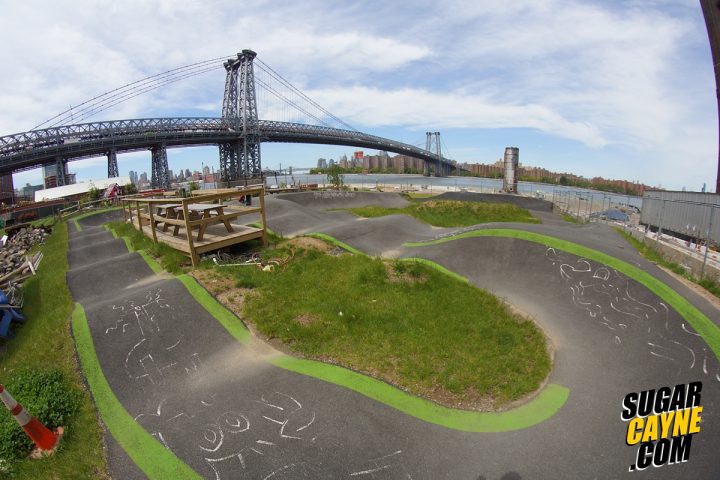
[[384, 262, 427, 284], [294, 313, 321, 326], [191, 269, 237, 295], [286, 236, 333, 252], [657, 265, 720, 311]]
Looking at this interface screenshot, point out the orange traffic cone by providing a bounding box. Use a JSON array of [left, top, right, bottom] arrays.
[[0, 384, 59, 451]]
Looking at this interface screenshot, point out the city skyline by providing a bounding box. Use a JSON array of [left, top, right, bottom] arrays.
[[1, 1, 717, 192]]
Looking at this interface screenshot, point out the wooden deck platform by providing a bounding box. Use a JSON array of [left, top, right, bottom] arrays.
[[122, 186, 267, 267], [140, 223, 264, 255]]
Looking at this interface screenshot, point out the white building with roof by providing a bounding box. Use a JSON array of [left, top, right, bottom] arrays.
[[34, 176, 131, 202]]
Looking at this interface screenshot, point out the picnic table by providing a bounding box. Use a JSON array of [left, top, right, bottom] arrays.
[[155, 203, 235, 241]]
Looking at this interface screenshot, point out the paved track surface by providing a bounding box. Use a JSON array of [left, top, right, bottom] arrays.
[[68, 193, 720, 479]]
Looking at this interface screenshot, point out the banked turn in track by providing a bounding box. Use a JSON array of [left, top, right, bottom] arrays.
[[67, 192, 720, 479]]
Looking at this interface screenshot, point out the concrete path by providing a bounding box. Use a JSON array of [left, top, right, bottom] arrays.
[[67, 194, 720, 479]]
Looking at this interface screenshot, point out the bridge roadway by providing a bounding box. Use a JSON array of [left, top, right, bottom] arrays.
[[67, 192, 720, 479], [0, 118, 454, 175]]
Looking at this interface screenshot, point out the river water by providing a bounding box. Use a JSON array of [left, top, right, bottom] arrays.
[[256, 173, 643, 210]]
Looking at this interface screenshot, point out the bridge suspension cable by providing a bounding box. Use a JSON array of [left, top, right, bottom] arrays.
[[255, 58, 357, 132], [32, 55, 231, 130], [254, 77, 333, 128]]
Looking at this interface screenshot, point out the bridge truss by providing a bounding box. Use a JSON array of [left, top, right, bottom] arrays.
[[0, 51, 457, 188]]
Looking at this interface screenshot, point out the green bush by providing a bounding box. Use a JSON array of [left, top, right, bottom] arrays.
[[0, 370, 80, 463]]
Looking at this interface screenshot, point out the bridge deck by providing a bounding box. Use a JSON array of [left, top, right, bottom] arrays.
[[139, 223, 264, 257]]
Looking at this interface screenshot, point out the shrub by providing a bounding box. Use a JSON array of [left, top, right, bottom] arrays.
[[0, 370, 80, 463]]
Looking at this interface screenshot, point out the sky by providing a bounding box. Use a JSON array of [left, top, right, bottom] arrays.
[[0, 0, 717, 192]]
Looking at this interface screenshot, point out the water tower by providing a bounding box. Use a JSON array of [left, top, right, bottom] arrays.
[[502, 147, 519, 193]]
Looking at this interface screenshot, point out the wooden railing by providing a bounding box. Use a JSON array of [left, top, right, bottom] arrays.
[[122, 186, 267, 266]]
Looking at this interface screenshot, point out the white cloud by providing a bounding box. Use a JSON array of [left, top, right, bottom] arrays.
[[311, 86, 607, 147], [0, 0, 716, 189]]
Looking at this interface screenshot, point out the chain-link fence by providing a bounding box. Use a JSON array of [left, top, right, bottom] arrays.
[[638, 192, 720, 280], [550, 189, 639, 225]]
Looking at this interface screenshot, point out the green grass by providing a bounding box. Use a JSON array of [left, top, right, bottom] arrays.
[[346, 200, 540, 227], [30, 216, 57, 229], [235, 244, 551, 408], [561, 212, 583, 224], [406, 228, 720, 361], [105, 221, 189, 275], [305, 232, 364, 255], [102, 226, 568, 431], [0, 222, 109, 479], [615, 228, 720, 300], [402, 192, 435, 199]]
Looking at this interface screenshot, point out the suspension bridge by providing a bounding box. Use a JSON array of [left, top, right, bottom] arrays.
[[0, 50, 457, 189]]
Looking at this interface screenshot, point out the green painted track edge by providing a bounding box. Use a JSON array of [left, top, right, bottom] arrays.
[[249, 222, 278, 238], [103, 227, 570, 431], [177, 274, 251, 344], [305, 232, 364, 255], [139, 251, 164, 274], [71, 303, 201, 479], [405, 228, 720, 360], [400, 257, 470, 284], [270, 356, 569, 432], [71, 206, 123, 231]]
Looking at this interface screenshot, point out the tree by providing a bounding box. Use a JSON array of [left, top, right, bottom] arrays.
[[123, 183, 138, 195], [87, 185, 102, 201], [188, 181, 200, 191], [326, 164, 345, 190]]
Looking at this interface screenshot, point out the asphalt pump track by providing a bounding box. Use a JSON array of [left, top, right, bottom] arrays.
[[67, 193, 720, 479]]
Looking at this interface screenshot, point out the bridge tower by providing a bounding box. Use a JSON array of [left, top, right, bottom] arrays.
[[423, 132, 432, 177], [150, 144, 170, 189], [219, 49, 262, 184], [107, 148, 119, 178], [424, 132, 443, 177]]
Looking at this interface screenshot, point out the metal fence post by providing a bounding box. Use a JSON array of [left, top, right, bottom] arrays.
[[656, 199, 666, 246], [701, 206, 715, 279]]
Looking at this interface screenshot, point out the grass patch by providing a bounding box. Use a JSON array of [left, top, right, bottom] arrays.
[[30, 216, 57, 229], [561, 212, 583, 224], [233, 242, 551, 409], [0, 222, 109, 479], [615, 228, 720, 300], [402, 192, 435, 199], [346, 200, 540, 227], [405, 228, 720, 361]]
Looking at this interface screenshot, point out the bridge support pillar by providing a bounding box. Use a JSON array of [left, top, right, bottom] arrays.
[[55, 158, 67, 187], [219, 141, 240, 184], [150, 144, 170, 189], [423, 161, 431, 177], [107, 148, 119, 178]]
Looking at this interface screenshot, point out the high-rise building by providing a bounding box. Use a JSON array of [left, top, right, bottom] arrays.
[[317, 158, 328, 169], [0, 174, 14, 204]]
